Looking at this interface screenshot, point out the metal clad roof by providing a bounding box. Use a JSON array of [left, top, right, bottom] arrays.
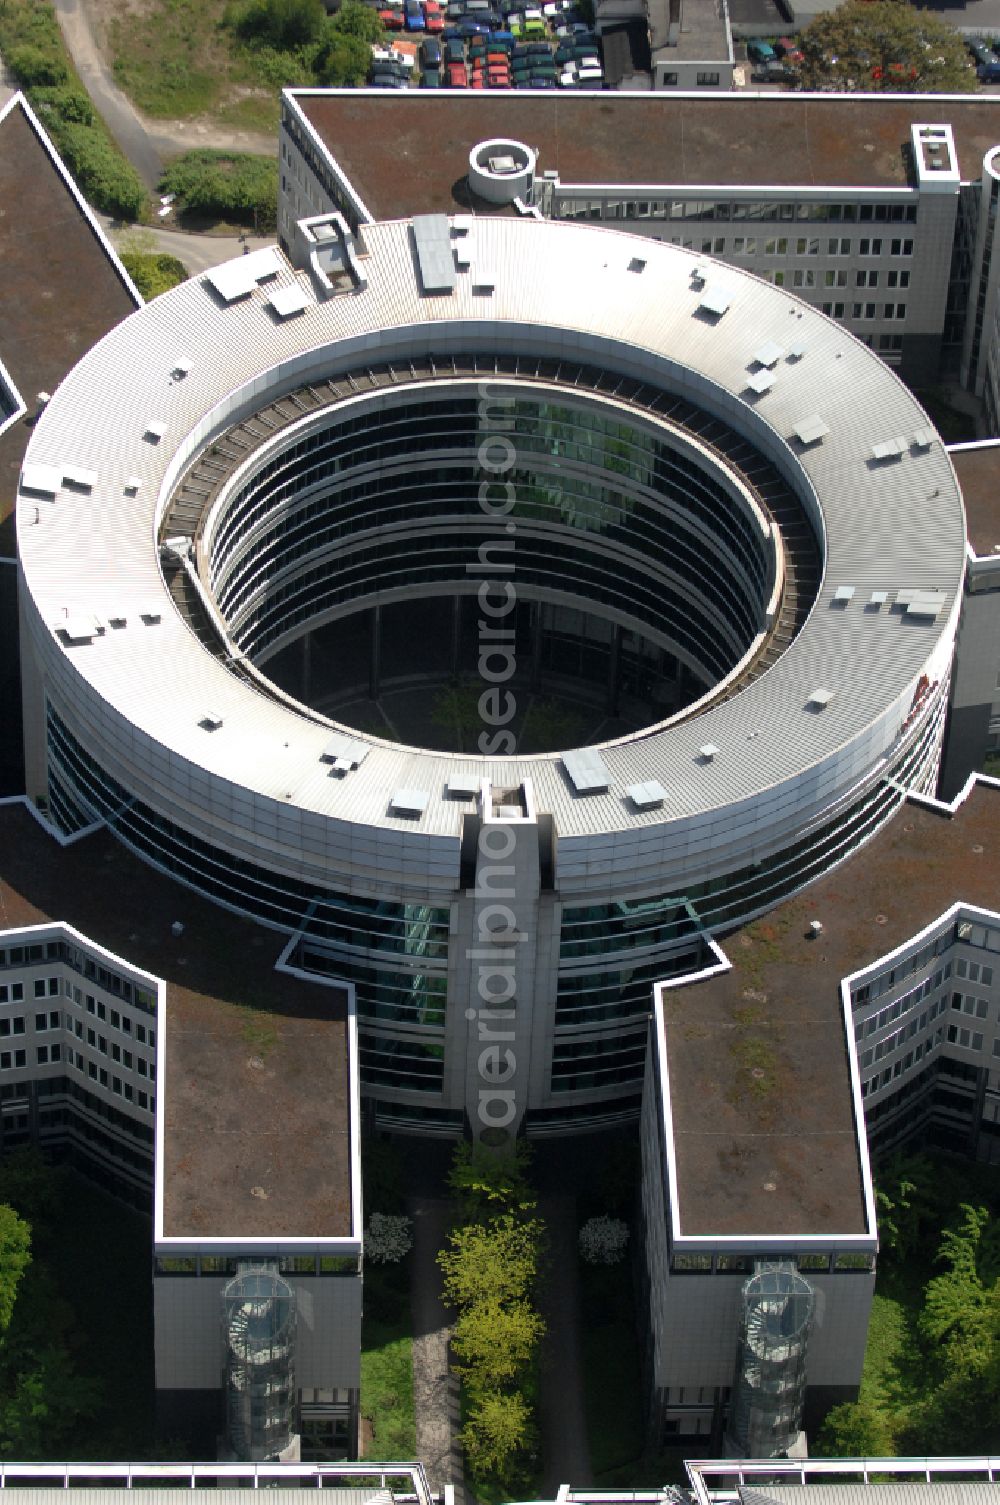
[[17, 219, 966, 871]]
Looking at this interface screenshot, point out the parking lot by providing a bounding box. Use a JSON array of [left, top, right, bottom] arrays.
[[369, 0, 604, 90]]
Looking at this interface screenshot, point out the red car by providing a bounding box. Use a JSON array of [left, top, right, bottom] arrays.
[[447, 60, 468, 83], [378, 8, 404, 26], [775, 36, 804, 63]]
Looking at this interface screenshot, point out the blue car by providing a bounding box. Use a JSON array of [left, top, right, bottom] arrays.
[[406, 1, 426, 27]]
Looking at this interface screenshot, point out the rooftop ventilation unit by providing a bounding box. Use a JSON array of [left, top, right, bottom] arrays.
[[872, 436, 907, 461], [447, 776, 480, 799], [787, 339, 807, 360], [205, 247, 282, 304], [911, 426, 936, 450], [563, 748, 611, 794], [124, 476, 142, 495], [320, 732, 371, 770], [53, 616, 102, 643], [745, 370, 774, 396], [868, 590, 888, 608], [753, 341, 785, 368], [792, 414, 829, 447], [200, 712, 224, 730], [699, 283, 734, 317], [268, 285, 310, 319], [807, 686, 834, 709], [412, 214, 457, 295], [390, 787, 429, 816], [62, 465, 98, 490], [699, 743, 719, 762], [471, 263, 496, 293], [832, 585, 855, 604], [20, 464, 61, 496], [171, 357, 194, 380], [144, 419, 168, 442], [626, 780, 666, 810]]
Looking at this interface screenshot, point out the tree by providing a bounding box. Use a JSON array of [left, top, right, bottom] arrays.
[[314, 30, 371, 85], [797, 2, 976, 94], [814, 1396, 892, 1457], [327, 0, 385, 42], [0, 1206, 31, 1337], [0, 1346, 101, 1458], [228, 0, 326, 48], [159, 150, 277, 230], [874, 1151, 940, 1265], [459, 1389, 533, 1480], [447, 1141, 535, 1223], [438, 1213, 543, 1310], [451, 1298, 544, 1386]]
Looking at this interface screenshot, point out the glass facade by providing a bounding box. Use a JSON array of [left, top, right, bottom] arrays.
[[206, 391, 775, 686]]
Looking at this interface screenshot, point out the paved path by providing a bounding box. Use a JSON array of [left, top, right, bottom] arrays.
[[537, 1193, 592, 1491], [94, 212, 273, 275], [409, 1196, 464, 1504], [50, 0, 276, 190]]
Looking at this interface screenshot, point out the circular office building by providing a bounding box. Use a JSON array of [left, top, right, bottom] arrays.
[[17, 215, 966, 1136]]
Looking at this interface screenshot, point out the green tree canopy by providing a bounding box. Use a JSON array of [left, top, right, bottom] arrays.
[[314, 29, 371, 84], [328, 0, 385, 41], [459, 1389, 533, 1480], [451, 1298, 545, 1386], [438, 1213, 543, 1310], [447, 1142, 536, 1223], [814, 1395, 893, 1458], [0, 1206, 31, 1337], [227, 0, 326, 48], [874, 1151, 941, 1264], [797, 1, 976, 93]]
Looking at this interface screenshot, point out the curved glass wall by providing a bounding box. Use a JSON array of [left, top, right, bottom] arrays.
[[204, 391, 778, 697]]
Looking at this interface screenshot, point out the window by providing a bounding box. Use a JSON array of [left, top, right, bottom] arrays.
[[733, 237, 757, 254], [827, 237, 851, 255], [36, 1046, 49, 1065], [35, 1013, 48, 1032], [859, 238, 883, 256], [887, 270, 911, 289], [86, 1027, 96, 1047], [696, 71, 720, 84], [891, 238, 914, 256], [796, 237, 819, 255], [884, 303, 906, 321], [33, 979, 46, 999], [825, 269, 847, 288], [793, 269, 816, 288], [821, 302, 846, 318], [111, 1009, 120, 1030], [661, 70, 679, 83], [856, 269, 878, 288], [866, 302, 876, 319], [764, 237, 788, 255], [773, 270, 786, 286]]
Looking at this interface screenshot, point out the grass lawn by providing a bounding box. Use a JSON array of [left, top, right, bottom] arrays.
[[360, 1263, 416, 1461], [105, 0, 299, 129]]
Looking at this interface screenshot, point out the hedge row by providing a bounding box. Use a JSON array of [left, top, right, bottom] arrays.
[[0, 0, 147, 219]]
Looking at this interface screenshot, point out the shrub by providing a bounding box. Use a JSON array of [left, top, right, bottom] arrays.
[[25, 83, 95, 125], [119, 251, 189, 300], [327, 0, 385, 41], [364, 1212, 414, 1264], [227, 0, 325, 48], [579, 1215, 630, 1265], [314, 31, 370, 85], [50, 119, 147, 219], [159, 149, 277, 229], [8, 41, 67, 85]]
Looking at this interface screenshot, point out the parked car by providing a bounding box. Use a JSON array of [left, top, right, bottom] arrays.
[[421, 36, 442, 63], [747, 38, 776, 63], [425, 8, 445, 29], [775, 35, 804, 62], [421, 63, 442, 82], [378, 8, 405, 26], [447, 58, 469, 81], [405, 5, 426, 29], [446, 35, 466, 58], [967, 37, 996, 67]]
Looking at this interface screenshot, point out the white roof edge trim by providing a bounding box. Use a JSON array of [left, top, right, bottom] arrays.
[[0, 350, 27, 445]]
